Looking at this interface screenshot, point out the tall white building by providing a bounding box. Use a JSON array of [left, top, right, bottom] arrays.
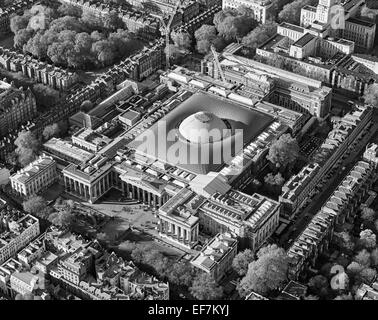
[[10, 155, 57, 197], [299, 0, 375, 51], [222, 0, 274, 23]]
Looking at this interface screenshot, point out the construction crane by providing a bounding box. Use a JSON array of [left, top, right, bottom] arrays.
[[159, 0, 183, 70], [210, 44, 227, 85]]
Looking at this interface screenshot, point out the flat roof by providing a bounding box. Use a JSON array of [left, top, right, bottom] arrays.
[[128, 92, 273, 175], [293, 33, 316, 48], [347, 17, 375, 27], [44, 138, 93, 163]]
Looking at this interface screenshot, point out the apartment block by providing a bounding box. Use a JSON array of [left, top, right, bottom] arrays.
[[0, 80, 37, 136], [0, 206, 40, 264]]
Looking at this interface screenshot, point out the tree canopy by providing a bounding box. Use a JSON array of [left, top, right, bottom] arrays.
[[43, 123, 60, 141], [238, 244, 288, 296], [22, 195, 50, 219], [241, 21, 278, 53], [267, 133, 299, 170], [14, 130, 40, 167], [363, 83, 378, 107], [358, 229, 377, 250], [232, 249, 254, 276], [189, 273, 223, 300], [10, 4, 142, 70], [195, 25, 218, 54], [49, 210, 75, 228], [278, 0, 317, 25]]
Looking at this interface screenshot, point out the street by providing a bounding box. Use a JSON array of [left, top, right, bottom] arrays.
[[279, 123, 378, 249]]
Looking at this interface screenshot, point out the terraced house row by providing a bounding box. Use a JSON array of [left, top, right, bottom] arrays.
[[287, 144, 378, 280], [279, 104, 374, 218], [0, 0, 38, 33], [0, 47, 78, 91]]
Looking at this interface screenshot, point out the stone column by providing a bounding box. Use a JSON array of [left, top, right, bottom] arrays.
[[132, 185, 136, 199], [84, 185, 89, 200], [177, 226, 181, 239]]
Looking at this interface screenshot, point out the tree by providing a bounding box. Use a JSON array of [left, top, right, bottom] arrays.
[[232, 249, 254, 276], [171, 31, 192, 51], [57, 3, 83, 18], [354, 249, 371, 267], [23, 293, 35, 300], [23, 196, 49, 219], [168, 263, 196, 287], [358, 229, 377, 249], [242, 21, 277, 53], [15, 293, 24, 300], [334, 293, 353, 300], [91, 40, 115, 67], [308, 275, 330, 297], [80, 10, 103, 29], [361, 5, 377, 20], [32, 84, 60, 108], [334, 231, 355, 251], [15, 4, 136, 70], [346, 261, 364, 276], [131, 244, 171, 277], [143, 249, 169, 276], [14, 29, 35, 49], [49, 210, 74, 228], [43, 123, 60, 141], [238, 244, 288, 297], [213, 8, 258, 41], [80, 100, 94, 112], [5, 151, 18, 166], [190, 273, 223, 300], [356, 267, 377, 284], [270, 0, 293, 17], [278, 0, 316, 25], [361, 207, 376, 222], [195, 25, 217, 54], [131, 244, 147, 263], [363, 83, 378, 107], [264, 172, 285, 194], [10, 13, 32, 34], [103, 11, 125, 31], [14, 130, 40, 167], [267, 134, 299, 170]]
